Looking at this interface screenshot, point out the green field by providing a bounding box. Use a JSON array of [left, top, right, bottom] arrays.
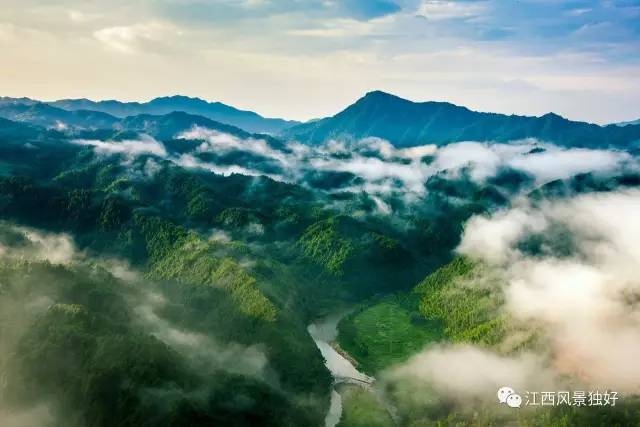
[[337, 295, 443, 374], [337, 385, 394, 427]]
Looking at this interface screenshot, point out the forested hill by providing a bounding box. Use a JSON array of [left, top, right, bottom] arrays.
[[0, 102, 274, 142], [0, 115, 490, 426], [283, 90, 640, 148], [4, 92, 640, 151], [0, 95, 299, 134], [1, 98, 639, 426]]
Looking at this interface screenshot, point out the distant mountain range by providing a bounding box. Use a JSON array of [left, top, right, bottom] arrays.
[[119, 111, 249, 140], [616, 119, 640, 127], [284, 91, 640, 148], [1, 91, 639, 148], [0, 95, 299, 134], [0, 116, 44, 141], [0, 101, 268, 141], [0, 102, 119, 130]]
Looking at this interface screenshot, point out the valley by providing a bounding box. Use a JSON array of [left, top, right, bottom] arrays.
[[4, 0, 640, 424], [0, 91, 639, 426]]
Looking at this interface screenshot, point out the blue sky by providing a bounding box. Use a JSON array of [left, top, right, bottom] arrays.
[[0, 0, 639, 123]]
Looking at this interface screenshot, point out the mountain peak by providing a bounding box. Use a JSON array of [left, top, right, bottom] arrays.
[[357, 90, 461, 110], [284, 91, 635, 148], [351, 91, 418, 112], [40, 95, 299, 133], [149, 95, 210, 106], [541, 112, 565, 120], [363, 90, 396, 98], [360, 90, 407, 103]]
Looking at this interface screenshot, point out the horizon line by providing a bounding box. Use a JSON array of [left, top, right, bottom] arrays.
[[0, 90, 633, 126]]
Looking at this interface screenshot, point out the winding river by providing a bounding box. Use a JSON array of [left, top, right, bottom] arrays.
[[308, 312, 375, 427]]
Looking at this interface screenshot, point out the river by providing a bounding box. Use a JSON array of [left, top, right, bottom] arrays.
[[308, 312, 375, 427]]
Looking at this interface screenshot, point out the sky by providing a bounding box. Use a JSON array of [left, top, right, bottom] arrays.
[[0, 0, 639, 124]]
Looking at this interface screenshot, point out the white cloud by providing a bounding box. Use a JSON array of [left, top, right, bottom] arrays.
[[2, 0, 640, 124], [1, 403, 55, 427], [68, 10, 101, 23], [431, 141, 633, 185], [0, 223, 77, 264], [287, 16, 395, 38], [94, 21, 180, 54], [175, 153, 274, 179], [386, 189, 640, 420], [72, 135, 168, 158], [53, 120, 68, 131], [143, 158, 162, 177], [431, 141, 505, 181], [209, 229, 232, 243], [371, 195, 392, 215], [72, 129, 636, 205], [397, 144, 438, 159], [507, 147, 631, 184], [415, 0, 487, 21], [388, 344, 554, 404], [311, 155, 427, 192], [566, 7, 592, 17], [458, 206, 548, 264], [458, 190, 640, 392], [135, 291, 269, 379], [179, 126, 286, 162]]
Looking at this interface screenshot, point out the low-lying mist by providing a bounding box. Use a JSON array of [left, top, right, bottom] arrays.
[[381, 189, 640, 422], [0, 222, 310, 427], [4, 122, 640, 426], [74, 128, 639, 218]]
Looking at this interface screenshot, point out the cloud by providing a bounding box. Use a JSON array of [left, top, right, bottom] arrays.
[[175, 153, 275, 179], [432, 140, 633, 184], [0, 223, 77, 264], [0, 223, 141, 281], [387, 344, 554, 405], [3, 0, 640, 124], [209, 229, 232, 243], [1, 403, 55, 427], [416, 0, 488, 21], [74, 128, 283, 178], [566, 7, 592, 17], [383, 188, 640, 422], [307, 138, 436, 194], [458, 207, 548, 264], [68, 10, 101, 23], [286, 18, 383, 38], [174, 131, 635, 203], [94, 21, 181, 54], [431, 141, 505, 181], [70, 127, 637, 211], [371, 195, 392, 215], [135, 291, 270, 379], [179, 126, 286, 162], [311, 154, 428, 193], [458, 189, 640, 392], [397, 144, 438, 159], [143, 158, 162, 177], [507, 147, 631, 184], [72, 135, 168, 158]]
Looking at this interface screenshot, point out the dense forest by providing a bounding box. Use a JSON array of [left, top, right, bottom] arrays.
[[1, 104, 639, 426]]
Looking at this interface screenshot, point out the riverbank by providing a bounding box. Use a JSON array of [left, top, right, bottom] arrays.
[[308, 312, 387, 426]]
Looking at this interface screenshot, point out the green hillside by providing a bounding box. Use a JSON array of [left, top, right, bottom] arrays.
[[285, 91, 640, 148], [0, 107, 638, 426]]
